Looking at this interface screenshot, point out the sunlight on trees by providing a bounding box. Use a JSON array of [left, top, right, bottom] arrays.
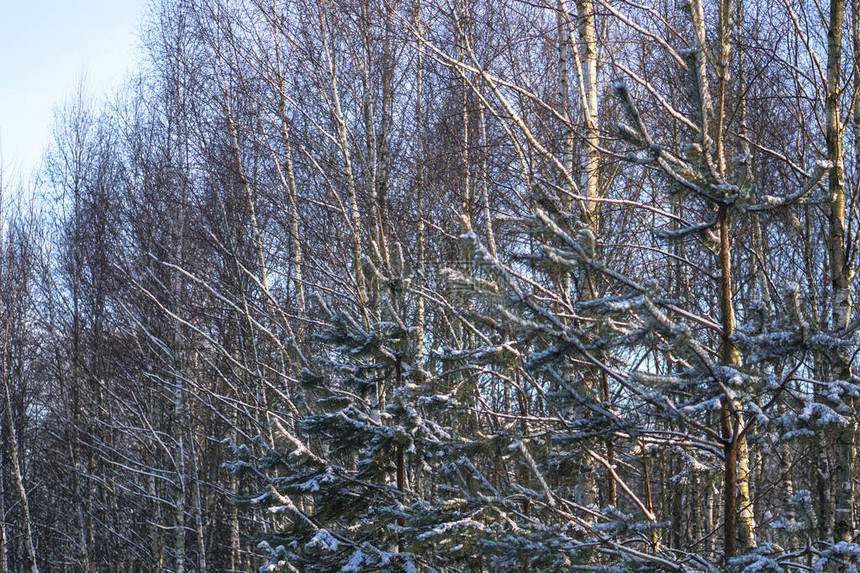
[[0, 0, 859, 570]]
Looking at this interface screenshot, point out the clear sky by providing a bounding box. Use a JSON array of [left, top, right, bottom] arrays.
[[0, 0, 144, 181]]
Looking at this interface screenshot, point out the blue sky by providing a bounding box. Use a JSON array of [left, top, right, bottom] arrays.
[[0, 0, 144, 180]]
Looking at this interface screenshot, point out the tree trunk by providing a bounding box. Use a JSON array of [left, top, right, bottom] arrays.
[[718, 204, 756, 557], [0, 448, 8, 573], [1, 378, 37, 573], [826, 0, 855, 546], [576, 0, 600, 227]]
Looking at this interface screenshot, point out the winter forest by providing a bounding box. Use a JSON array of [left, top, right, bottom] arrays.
[[3, 0, 860, 569]]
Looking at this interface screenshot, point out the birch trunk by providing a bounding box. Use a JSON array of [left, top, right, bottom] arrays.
[[718, 202, 756, 557], [576, 0, 600, 228], [1, 375, 37, 573], [272, 0, 306, 331], [825, 0, 855, 546], [415, 0, 426, 366], [0, 449, 7, 573]]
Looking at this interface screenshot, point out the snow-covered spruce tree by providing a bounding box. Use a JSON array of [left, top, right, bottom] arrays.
[[225, 236, 640, 571], [423, 0, 860, 564], [440, 54, 860, 573], [222, 246, 412, 570], [440, 137, 858, 573], [605, 16, 860, 562], [224, 248, 508, 571]]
